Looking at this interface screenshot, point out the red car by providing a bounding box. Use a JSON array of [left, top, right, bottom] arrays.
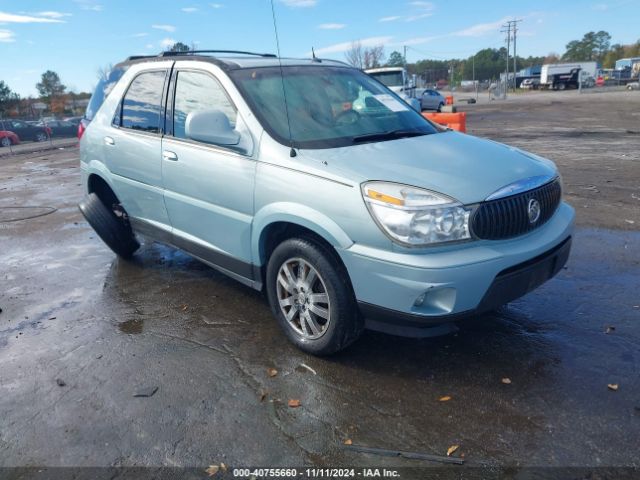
[[0, 130, 20, 148]]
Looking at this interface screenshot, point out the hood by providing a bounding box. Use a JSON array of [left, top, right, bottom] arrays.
[[300, 131, 558, 205]]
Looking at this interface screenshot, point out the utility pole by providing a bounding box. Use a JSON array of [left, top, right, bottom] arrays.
[[403, 45, 407, 68], [500, 22, 511, 97], [501, 19, 522, 93], [511, 19, 522, 91]]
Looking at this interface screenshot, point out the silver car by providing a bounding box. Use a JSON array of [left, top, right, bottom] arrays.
[[420, 89, 446, 111], [79, 51, 574, 355]]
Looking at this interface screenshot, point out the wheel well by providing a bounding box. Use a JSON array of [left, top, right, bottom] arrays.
[[259, 222, 348, 283], [87, 174, 119, 209]]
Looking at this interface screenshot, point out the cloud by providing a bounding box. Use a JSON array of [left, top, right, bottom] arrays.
[[453, 17, 509, 37], [210, 3, 224, 7], [0, 11, 64, 23], [160, 38, 177, 48], [592, 3, 609, 10], [181, 7, 198, 13], [392, 35, 440, 46], [0, 29, 15, 42], [379, 1, 434, 23], [35, 11, 72, 19], [152, 24, 176, 32], [409, 1, 435, 9], [280, 0, 317, 7], [74, 0, 103, 11], [406, 12, 433, 21], [379, 15, 401, 22], [318, 23, 346, 30], [311, 36, 394, 55], [132, 32, 148, 37]]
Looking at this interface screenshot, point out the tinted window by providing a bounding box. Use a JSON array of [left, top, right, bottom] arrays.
[[86, 65, 128, 121], [120, 70, 166, 133], [173, 71, 237, 140]]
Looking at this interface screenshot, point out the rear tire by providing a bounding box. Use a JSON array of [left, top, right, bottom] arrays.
[[437, 102, 444, 112], [35, 131, 48, 142], [557, 83, 566, 91], [0, 137, 10, 147], [266, 237, 363, 355], [78, 193, 139, 258]]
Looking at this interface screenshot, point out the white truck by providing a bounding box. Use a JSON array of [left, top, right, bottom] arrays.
[[540, 62, 597, 90], [364, 67, 423, 111]]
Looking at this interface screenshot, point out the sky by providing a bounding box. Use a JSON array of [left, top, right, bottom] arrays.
[[1, 0, 639, 97]]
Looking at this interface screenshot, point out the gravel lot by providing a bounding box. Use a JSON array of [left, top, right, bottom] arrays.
[[0, 90, 639, 479]]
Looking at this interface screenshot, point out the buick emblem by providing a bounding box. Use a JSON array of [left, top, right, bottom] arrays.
[[527, 198, 541, 224]]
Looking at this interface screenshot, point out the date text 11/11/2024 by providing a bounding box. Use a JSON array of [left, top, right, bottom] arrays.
[[231, 468, 401, 478]]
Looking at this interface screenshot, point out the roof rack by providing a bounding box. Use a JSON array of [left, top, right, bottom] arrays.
[[159, 50, 277, 58]]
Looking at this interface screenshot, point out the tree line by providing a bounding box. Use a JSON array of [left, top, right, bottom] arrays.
[[0, 71, 90, 118], [344, 31, 640, 83]]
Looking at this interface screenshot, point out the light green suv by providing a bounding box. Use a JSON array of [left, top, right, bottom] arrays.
[[79, 51, 574, 355]]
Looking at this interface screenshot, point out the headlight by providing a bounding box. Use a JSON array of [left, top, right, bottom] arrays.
[[362, 181, 472, 246]]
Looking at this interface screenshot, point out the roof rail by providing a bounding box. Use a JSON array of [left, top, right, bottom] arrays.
[[125, 55, 157, 61], [159, 50, 277, 58]]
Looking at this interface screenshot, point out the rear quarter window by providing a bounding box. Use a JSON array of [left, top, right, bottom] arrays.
[[85, 66, 128, 121]]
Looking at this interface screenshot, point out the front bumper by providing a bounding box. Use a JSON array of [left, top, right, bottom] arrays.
[[338, 202, 575, 336]]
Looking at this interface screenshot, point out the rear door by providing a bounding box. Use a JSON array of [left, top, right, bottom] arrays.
[[105, 67, 172, 228], [161, 66, 256, 276]]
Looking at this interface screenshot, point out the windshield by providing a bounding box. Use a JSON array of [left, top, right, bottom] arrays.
[[230, 66, 439, 149], [368, 71, 404, 88]]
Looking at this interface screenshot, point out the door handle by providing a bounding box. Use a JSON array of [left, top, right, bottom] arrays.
[[104, 136, 115, 146], [162, 150, 178, 161]]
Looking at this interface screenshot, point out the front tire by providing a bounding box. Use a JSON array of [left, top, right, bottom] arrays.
[[266, 237, 363, 355], [437, 102, 444, 112], [0, 137, 10, 147], [78, 193, 139, 258], [35, 131, 48, 142]]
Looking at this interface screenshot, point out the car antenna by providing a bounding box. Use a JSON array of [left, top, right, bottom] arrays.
[[311, 47, 320, 62], [269, 0, 297, 158]]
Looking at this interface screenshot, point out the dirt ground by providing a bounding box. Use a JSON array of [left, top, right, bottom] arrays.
[[0, 90, 639, 479]]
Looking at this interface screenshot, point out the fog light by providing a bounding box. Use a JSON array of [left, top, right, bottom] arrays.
[[414, 292, 426, 306]]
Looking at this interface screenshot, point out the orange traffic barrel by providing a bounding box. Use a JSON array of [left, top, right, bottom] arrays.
[[422, 112, 467, 133], [445, 95, 454, 105]]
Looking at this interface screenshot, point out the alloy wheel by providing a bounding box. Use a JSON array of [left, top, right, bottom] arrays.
[[276, 257, 331, 340]]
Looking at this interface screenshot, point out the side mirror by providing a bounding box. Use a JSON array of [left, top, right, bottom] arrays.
[[185, 109, 240, 146]]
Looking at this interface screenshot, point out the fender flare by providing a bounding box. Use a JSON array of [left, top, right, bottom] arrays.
[[84, 160, 117, 194], [252, 202, 354, 265]]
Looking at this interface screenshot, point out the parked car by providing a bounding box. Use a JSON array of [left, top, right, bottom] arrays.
[[0, 130, 20, 147], [79, 51, 574, 355], [39, 120, 79, 138], [520, 78, 540, 90], [420, 89, 446, 111], [64, 116, 83, 126], [627, 82, 640, 90], [3, 120, 51, 142]]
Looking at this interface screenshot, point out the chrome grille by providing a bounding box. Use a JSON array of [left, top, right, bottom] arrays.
[[472, 178, 562, 240]]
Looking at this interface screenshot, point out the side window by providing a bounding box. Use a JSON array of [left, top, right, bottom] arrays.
[[173, 71, 237, 140], [119, 70, 166, 133]]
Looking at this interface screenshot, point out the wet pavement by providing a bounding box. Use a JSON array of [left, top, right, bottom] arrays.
[[1, 142, 639, 477]]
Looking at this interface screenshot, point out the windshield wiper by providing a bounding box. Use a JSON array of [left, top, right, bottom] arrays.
[[351, 129, 427, 144]]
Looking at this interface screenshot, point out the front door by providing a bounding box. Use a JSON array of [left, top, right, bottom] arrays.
[[161, 68, 256, 277]]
